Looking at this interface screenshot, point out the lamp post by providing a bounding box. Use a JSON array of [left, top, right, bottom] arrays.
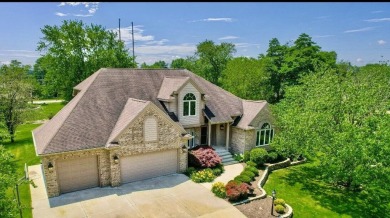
[[14, 163, 30, 218], [271, 189, 276, 215]]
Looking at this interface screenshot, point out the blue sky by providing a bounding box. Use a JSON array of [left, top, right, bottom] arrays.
[[1, 2, 390, 66]]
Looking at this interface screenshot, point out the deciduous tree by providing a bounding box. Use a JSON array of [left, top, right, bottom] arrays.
[[0, 60, 33, 143], [221, 57, 273, 101], [37, 20, 135, 100], [0, 145, 17, 218], [272, 63, 390, 190], [195, 40, 236, 85]]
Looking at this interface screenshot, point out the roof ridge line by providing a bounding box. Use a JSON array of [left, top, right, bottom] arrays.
[[38, 69, 103, 154]]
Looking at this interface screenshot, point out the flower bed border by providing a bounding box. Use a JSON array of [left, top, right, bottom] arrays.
[[232, 157, 307, 218]]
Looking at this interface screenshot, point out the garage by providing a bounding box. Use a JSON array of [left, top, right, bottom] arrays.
[[56, 155, 99, 194], [120, 149, 178, 184]]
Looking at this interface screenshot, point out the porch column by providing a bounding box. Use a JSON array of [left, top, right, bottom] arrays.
[[208, 121, 211, 146], [226, 123, 230, 150]]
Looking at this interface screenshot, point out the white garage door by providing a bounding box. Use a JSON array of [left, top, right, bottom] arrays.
[[57, 156, 99, 194], [121, 149, 178, 184]]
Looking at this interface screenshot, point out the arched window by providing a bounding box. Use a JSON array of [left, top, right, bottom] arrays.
[[256, 123, 274, 146], [144, 117, 158, 142], [183, 93, 196, 116]]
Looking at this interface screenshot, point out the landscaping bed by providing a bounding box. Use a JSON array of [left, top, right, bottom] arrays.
[[236, 196, 291, 218]]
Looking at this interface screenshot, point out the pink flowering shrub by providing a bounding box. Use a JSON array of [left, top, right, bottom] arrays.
[[188, 145, 222, 168]]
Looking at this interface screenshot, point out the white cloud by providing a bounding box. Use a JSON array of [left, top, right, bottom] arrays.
[[55, 12, 68, 17], [364, 18, 390, 22], [234, 43, 260, 48], [378, 40, 386, 45], [218, 36, 239, 40], [136, 44, 196, 55], [371, 10, 383, 14], [0, 50, 40, 58], [0, 60, 11, 65], [356, 58, 364, 63], [145, 39, 169, 45], [190, 17, 234, 22], [74, 14, 93, 17], [111, 25, 154, 43], [344, 27, 375, 33], [135, 44, 196, 65], [313, 35, 335, 38], [57, 2, 99, 17]]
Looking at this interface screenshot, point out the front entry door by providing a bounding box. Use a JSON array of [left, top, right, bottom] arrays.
[[201, 127, 207, 145]]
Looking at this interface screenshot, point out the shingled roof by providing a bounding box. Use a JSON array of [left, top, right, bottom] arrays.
[[33, 68, 244, 155], [235, 100, 268, 130]]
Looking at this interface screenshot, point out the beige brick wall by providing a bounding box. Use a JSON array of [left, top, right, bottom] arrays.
[[231, 127, 246, 154], [230, 104, 275, 155], [41, 149, 110, 198], [109, 107, 187, 186], [42, 107, 188, 197]]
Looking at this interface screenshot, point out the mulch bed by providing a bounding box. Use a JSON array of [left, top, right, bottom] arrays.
[[232, 163, 288, 217], [235, 196, 288, 218]]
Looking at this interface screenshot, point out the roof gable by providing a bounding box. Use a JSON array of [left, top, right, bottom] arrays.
[[157, 77, 189, 101], [236, 100, 267, 130], [157, 76, 205, 101], [106, 98, 186, 146]]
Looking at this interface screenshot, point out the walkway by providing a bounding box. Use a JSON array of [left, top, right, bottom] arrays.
[[201, 163, 244, 190]]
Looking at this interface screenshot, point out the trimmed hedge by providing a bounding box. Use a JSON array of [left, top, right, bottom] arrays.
[[267, 151, 279, 163], [234, 175, 252, 184], [243, 150, 251, 162], [250, 148, 268, 166], [274, 198, 286, 206], [245, 166, 259, 176], [275, 204, 285, 214], [246, 160, 257, 167], [241, 170, 255, 180]]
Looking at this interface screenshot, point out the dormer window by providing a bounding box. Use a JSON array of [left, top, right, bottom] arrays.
[[183, 93, 196, 116]]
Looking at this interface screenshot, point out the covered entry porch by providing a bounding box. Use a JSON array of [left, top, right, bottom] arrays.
[[185, 122, 231, 150]]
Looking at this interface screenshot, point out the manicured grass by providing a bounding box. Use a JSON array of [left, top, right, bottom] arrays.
[[26, 102, 65, 122], [263, 160, 388, 218], [3, 103, 64, 218]]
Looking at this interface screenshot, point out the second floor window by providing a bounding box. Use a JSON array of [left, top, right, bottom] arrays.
[[183, 93, 196, 116]]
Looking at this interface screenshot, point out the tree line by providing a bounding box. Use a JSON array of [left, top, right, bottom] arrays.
[[0, 20, 389, 215]]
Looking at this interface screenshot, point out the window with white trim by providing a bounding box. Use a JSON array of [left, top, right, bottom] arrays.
[[256, 123, 274, 146], [183, 93, 196, 116]]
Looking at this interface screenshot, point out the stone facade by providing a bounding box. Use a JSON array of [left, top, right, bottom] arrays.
[[41, 148, 110, 197], [230, 104, 275, 155], [43, 106, 188, 198]]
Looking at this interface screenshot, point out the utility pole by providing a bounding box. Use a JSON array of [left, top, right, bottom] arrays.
[[131, 22, 135, 67], [118, 18, 121, 41]]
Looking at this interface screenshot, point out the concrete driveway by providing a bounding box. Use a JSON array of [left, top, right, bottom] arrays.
[[29, 165, 246, 218]]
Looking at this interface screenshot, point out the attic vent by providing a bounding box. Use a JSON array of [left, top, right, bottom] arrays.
[[144, 117, 158, 142]]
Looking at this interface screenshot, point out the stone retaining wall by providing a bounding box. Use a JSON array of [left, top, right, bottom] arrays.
[[255, 158, 307, 218]]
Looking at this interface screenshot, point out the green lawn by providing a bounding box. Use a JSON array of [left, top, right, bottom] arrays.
[[3, 103, 64, 218], [26, 102, 66, 122], [263, 160, 388, 218]]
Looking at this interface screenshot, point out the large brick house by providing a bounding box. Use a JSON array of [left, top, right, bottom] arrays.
[[32, 68, 275, 197]]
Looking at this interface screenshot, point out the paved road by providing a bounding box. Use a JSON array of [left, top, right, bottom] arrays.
[[31, 99, 64, 104]]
